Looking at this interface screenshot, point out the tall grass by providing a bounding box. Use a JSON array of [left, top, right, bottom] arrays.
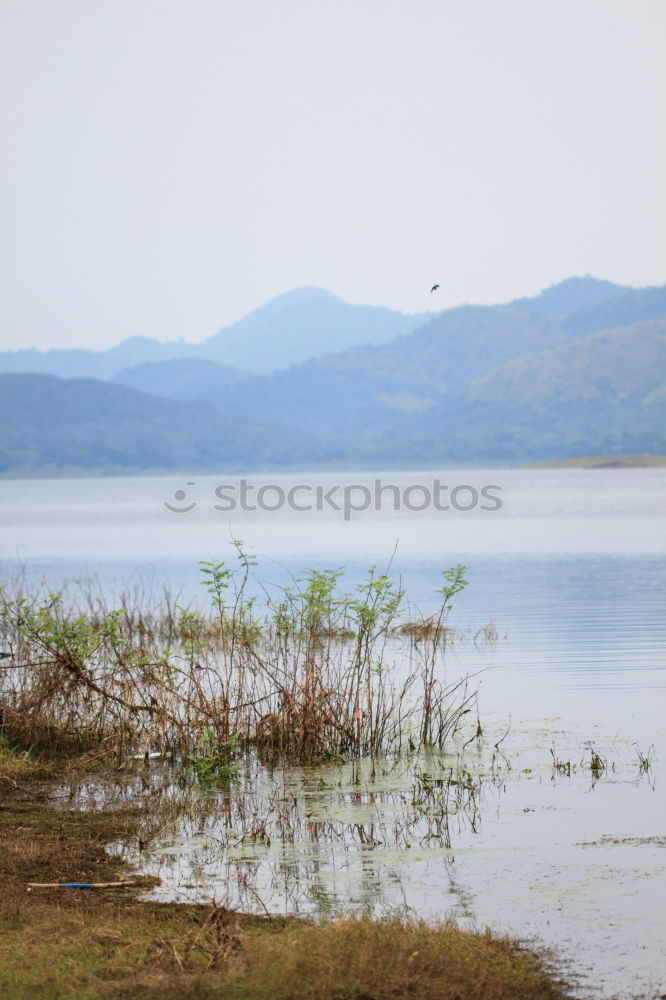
[[0, 550, 477, 766]]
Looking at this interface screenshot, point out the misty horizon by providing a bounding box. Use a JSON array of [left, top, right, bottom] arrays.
[[2, 273, 664, 355]]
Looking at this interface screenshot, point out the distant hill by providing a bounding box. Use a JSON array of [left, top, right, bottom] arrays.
[[0, 288, 424, 380], [113, 358, 248, 402], [3, 276, 664, 386], [0, 336, 195, 380], [507, 276, 666, 336], [506, 275, 624, 317], [203, 279, 666, 447], [0, 374, 327, 475], [200, 287, 424, 372], [370, 319, 666, 462], [467, 319, 666, 409], [210, 304, 575, 435], [2, 277, 665, 473]]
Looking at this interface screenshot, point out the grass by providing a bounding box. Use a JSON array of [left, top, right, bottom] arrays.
[[0, 739, 59, 784], [0, 905, 571, 1000], [0, 750, 572, 1000]]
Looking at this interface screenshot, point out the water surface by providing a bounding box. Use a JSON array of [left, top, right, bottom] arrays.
[[2, 468, 665, 997]]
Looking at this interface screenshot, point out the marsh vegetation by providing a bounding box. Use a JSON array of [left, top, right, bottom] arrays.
[[0, 552, 476, 769]]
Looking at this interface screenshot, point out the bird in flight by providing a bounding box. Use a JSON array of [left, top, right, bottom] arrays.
[[430, 283, 440, 293]]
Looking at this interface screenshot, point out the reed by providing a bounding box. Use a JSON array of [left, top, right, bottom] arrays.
[[0, 551, 477, 767]]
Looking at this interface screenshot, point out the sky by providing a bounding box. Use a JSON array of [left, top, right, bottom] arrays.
[[1, 0, 665, 351]]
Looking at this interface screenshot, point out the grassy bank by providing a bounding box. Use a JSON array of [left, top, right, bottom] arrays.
[[0, 751, 570, 1000], [532, 453, 666, 468]]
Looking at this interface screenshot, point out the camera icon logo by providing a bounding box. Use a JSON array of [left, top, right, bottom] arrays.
[[164, 482, 197, 513]]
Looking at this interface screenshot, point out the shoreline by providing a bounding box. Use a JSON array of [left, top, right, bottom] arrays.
[[1, 454, 666, 479], [0, 751, 571, 1000]]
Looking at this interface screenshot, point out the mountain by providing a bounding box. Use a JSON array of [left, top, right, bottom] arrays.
[[506, 275, 624, 317], [1, 277, 665, 473], [202, 279, 666, 448], [0, 336, 195, 381], [371, 319, 666, 462], [3, 277, 664, 386], [0, 374, 327, 475], [201, 287, 424, 372], [113, 358, 248, 402], [467, 319, 666, 410], [0, 288, 424, 380], [205, 304, 575, 435], [507, 275, 666, 336]]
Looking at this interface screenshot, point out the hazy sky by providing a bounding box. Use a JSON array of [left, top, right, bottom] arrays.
[[1, 0, 665, 351]]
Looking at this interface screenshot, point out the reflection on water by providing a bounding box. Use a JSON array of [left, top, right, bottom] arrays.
[[125, 752, 488, 915], [53, 718, 664, 1000]]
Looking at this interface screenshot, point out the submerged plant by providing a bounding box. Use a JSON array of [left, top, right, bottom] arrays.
[[583, 742, 607, 779], [634, 742, 655, 773], [549, 747, 572, 776]]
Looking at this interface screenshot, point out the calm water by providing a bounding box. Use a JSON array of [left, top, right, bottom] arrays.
[[2, 468, 665, 997]]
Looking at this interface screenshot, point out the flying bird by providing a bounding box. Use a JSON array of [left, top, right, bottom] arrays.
[[430, 284, 440, 293]]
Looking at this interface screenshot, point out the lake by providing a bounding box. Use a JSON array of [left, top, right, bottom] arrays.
[[2, 467, 665, 998]]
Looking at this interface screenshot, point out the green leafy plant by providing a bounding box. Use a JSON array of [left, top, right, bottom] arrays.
[[0, 552, 478, 765], [187, 728, 241, 781]]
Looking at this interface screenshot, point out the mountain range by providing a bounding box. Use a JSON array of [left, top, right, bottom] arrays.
[[0, 374, 329, 475], [1, 276, 665, 474], [0, 287, 423, 380]]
